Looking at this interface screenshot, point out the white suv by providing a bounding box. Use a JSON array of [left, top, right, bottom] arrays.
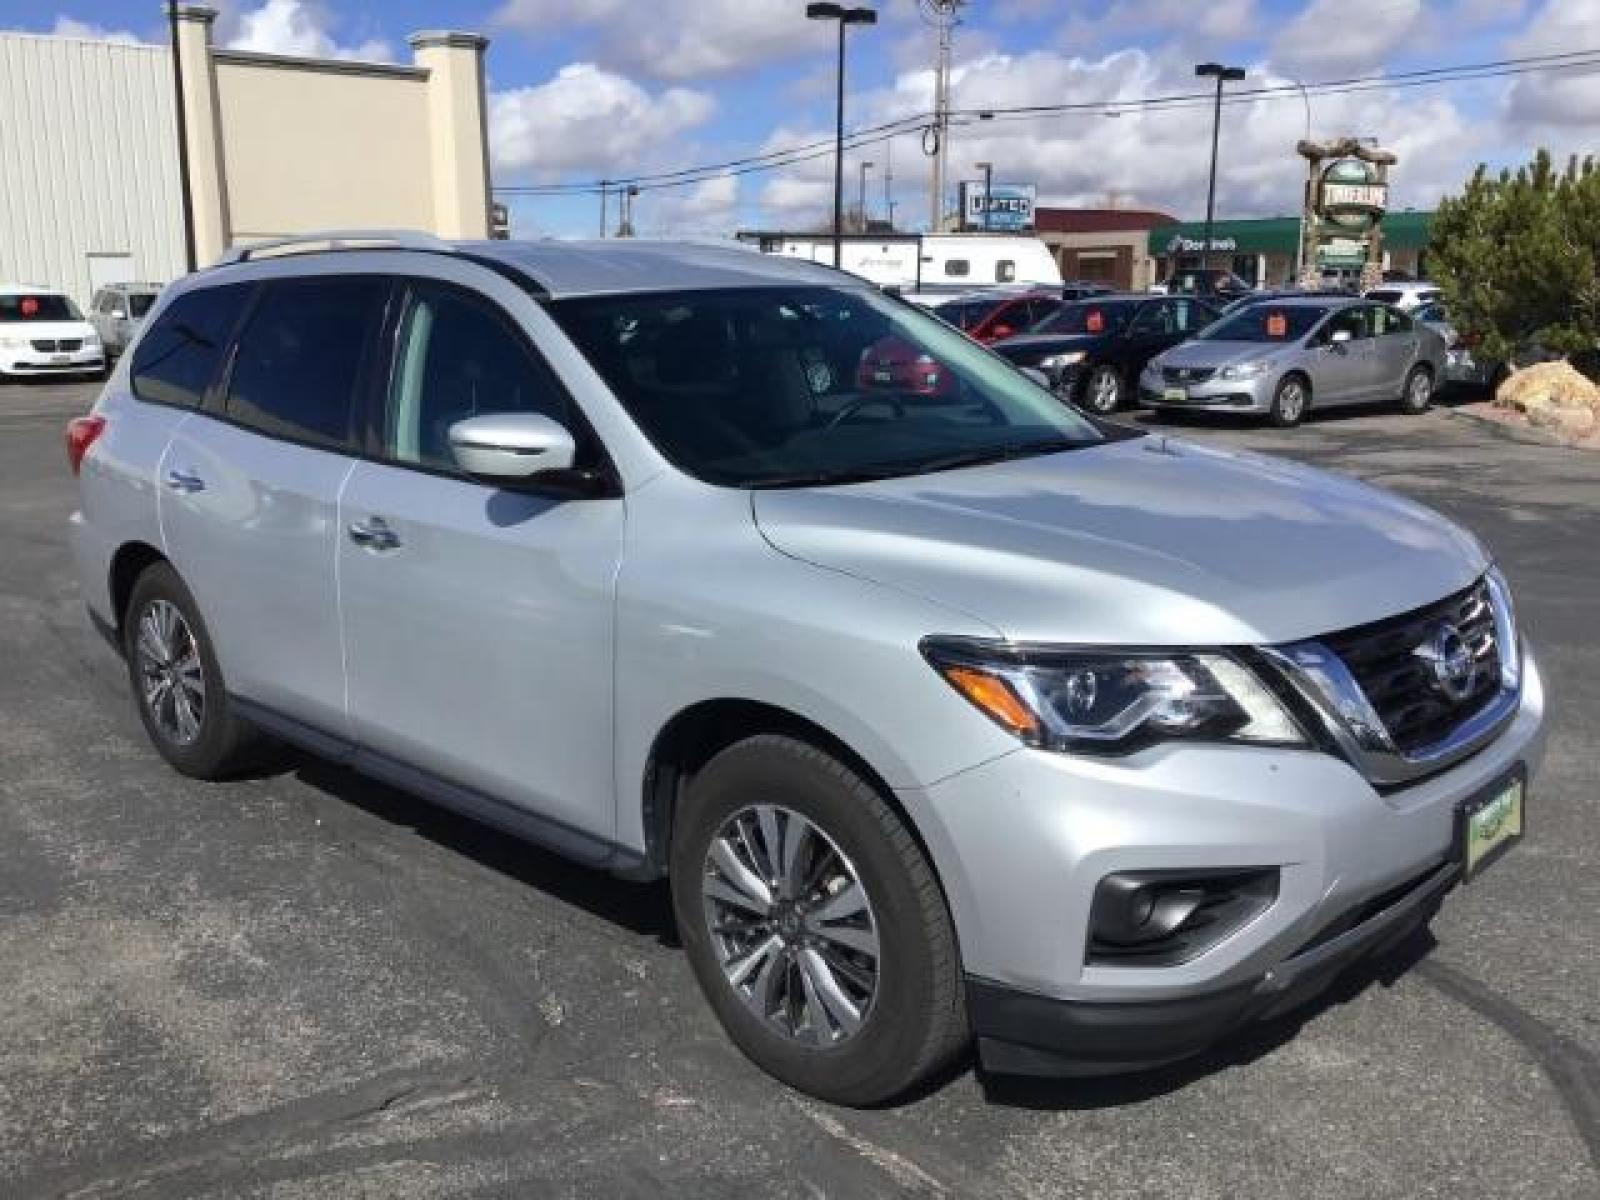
[[0, 285, 104, 380]]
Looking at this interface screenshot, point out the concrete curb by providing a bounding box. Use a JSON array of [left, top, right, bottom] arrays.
[[1440, 404, 1594, 451]]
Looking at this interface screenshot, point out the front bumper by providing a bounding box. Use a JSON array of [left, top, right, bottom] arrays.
[[1138, 366, 1275, 413], [0, 346, 105, 376], [897, 652, 1546, 1076]]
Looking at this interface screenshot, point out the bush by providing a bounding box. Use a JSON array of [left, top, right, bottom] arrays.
[[1429, 149, 1600, 377]]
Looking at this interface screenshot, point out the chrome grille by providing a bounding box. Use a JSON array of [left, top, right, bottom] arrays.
[[1322, 580, 1500, 756], [1162, 366, 1215, 384]]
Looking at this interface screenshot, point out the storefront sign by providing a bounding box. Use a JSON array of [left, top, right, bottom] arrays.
[[959, 182, 1037, 232], [1165, 235, 1238, 254], [1318, 158, 1387, 232]]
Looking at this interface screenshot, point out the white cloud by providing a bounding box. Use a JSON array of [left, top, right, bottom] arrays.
[[1270, 0, 1423, 74], [645, 175, 741, 235], [50, 16, 142, 44], [490, 64, 716, 179], [492, 0, 848, 81], [1503, 0, 1600, 129], [226, 0, 392, 62]]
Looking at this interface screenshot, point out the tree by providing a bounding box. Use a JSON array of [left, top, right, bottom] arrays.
[[1428, 149, 1600, 375]]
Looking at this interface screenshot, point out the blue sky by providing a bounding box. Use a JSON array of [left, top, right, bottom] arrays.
[[18, 0, 1600, 236]]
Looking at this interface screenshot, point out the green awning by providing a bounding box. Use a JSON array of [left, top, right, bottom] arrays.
[[1149, 211, 1433, 255]]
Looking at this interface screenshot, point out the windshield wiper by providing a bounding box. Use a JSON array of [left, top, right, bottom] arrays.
[[746, 439, 1093, 489]]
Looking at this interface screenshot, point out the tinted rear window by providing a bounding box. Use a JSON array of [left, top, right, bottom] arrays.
[[130, 284, 252, 409], [1366, 290, 1402, 304], [224, 278, 386, 450], [128, 292, 158, 318]]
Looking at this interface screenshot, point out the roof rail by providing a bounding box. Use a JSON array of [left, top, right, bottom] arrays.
[[212, 229, 452, 267]]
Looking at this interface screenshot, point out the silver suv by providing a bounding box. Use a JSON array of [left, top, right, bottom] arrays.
[[67, 232, 1545, 1105]]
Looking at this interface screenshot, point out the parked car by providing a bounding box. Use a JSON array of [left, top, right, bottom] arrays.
[[1217, 286, 1354, 317], [932, 289, 1062, 344], [89, 282, 163, 359], [1060, 280, 1116, 302], [1363, 281, 1442, 312], [1414, 302, 1509, 392], [1161, 268, 1253, 301], [1141, 296, 1447, 426], [0, 285, 105, 380], [69, 233, 1543, 1106], [991, 294, 1220, 414]]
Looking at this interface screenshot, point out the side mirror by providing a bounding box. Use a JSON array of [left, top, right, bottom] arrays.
[[1020, 366, 1051, 389], [1329, 329, 1353, 345], [448, 413, 576, 483], [110, 308, 127, 320]]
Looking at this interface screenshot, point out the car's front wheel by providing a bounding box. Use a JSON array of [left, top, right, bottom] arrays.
[[671, 735, 966, 1105], [1079, 364, 1124, 415], [1399, 365, 1434, 414], [1269, 374, 1310, 427]]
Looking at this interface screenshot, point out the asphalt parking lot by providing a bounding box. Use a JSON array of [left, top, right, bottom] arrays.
[[2, 378, 1596, 1199]]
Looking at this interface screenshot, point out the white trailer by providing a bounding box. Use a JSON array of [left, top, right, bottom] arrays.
[[737, 232, 1062, 295]]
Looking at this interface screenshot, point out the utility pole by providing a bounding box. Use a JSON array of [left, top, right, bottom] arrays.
[[976, 160, 993, 231], [618, 185, 638, 237], [920, 0, 963, 231], [858, 161, 874, 230], [1194, 62, 1244, 271], [884, 136, 896, 229], [599, 181, 609, 239]]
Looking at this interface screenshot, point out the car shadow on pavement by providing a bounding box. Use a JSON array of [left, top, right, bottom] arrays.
[[977, 925, 1439, 1112], [287, 752, 680, 946]]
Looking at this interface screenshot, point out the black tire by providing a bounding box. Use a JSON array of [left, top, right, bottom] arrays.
[[1079, 363, 1124, 415], [671, 735, 966, 1106], [123, 562, 266, 779], [1268, 373, 1310, 428], [1399, 365, 1434, 414]]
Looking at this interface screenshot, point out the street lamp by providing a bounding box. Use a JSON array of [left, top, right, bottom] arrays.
[[858, 160, 874, 231], [975, 160, 993, 231], [1194, 62, 1245, 271], [808, 2, 877, 267]]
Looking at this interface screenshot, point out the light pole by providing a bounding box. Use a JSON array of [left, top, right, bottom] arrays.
[[598, 180, 609, 239], [808, 3, 877, 267], [975, 160, 992, 231], [1194, 62, 1245, 271], [619, 184, 639, 237], [1291, 78, 1312, 283], [858, 160, 874, 231]]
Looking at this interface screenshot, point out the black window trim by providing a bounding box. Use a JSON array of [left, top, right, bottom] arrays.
[[128, 281, 258, 414]]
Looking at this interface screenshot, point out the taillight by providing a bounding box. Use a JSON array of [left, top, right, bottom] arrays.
[[66, 415, 106, 476]]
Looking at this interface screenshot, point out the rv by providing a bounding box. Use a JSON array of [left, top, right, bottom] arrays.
[[736, 232, 1062, 299]]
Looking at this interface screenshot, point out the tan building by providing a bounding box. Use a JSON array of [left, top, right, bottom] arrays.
[[0, 6, 491, 305], [1034, 208, 1178, 292]]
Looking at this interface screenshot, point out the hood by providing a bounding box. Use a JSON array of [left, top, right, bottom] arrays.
[[1, 319, 95, 341], [1157, 339, 1290, 370], [752, 435, 1486, 646], [991, 333, 1100, 363]]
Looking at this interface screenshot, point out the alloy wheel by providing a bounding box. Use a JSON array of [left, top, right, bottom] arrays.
[[1278, 380, 1306, 423], [134, 599, 206, 746], [701, 804, 880, 1046], [1408, 371, 1432, 410], [1086, 367, 1121, 413]]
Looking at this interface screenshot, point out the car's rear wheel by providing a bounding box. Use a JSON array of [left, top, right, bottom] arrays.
[[671, 734, 966, 1106], [1269, 374, 1309, 427], [1079, 364, 1124, 414], [1399, 365, 1434, 414], [124, 562, 266, 779]]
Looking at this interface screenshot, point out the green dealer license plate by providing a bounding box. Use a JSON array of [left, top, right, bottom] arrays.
[[1162, 387, 1187, 403], [1457, 771, 1524, 880]]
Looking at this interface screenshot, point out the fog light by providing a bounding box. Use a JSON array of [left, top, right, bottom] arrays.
[[1087, 867, 1278, 967]]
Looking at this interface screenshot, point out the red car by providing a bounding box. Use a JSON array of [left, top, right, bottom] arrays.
[[856, 335, 959, 397], [932, 291, 1062, 344]]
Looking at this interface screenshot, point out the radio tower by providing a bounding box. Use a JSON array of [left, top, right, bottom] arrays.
[[920, 0, 965, 231]]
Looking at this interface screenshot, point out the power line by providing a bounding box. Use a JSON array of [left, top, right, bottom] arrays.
[[492, 48, 1600, 199]]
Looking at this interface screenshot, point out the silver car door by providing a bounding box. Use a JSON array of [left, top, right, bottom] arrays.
[[161, 276, 386, 738], [1308, 306, 1368, 405], [337, 278, 624, 842], [1371, 304, 1417, 398]]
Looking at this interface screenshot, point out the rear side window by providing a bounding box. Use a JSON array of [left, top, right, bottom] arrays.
[[225, 278, 387, 450], [944, 259, 970, 277], [995, 260, 1016, 283], [130, 284, 252, 409]]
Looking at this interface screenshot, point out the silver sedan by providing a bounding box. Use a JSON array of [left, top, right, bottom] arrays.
[[1140, 297, 1448, 427]]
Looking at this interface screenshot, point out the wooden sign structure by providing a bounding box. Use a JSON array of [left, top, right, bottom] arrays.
[[1296, 137, 1398, 291]]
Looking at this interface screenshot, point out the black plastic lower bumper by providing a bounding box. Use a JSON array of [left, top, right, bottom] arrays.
[[970, 860, 1458, 1077]]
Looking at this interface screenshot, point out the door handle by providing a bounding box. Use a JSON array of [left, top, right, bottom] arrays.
[[347, 516, 401, 551], [163, 469, 205, 494]]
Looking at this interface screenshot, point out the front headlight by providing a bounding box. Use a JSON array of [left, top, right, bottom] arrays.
[[1218, 360, 1269, 380], [922, 637, 1306, 754], [0, 336, 28, 349], [1039, 351, 1087, 370], [82, 332, 100, 347], [1485, 565, 1521, 690]]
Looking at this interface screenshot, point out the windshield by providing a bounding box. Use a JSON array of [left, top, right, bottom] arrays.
[[1030, 299, 1136, 335], [547, 286, 1108, 488], [1199, 305, 1325, 343], [932, 298, 996, 330], [0, 293, 82, 323], [128, 292, 158, 318]]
